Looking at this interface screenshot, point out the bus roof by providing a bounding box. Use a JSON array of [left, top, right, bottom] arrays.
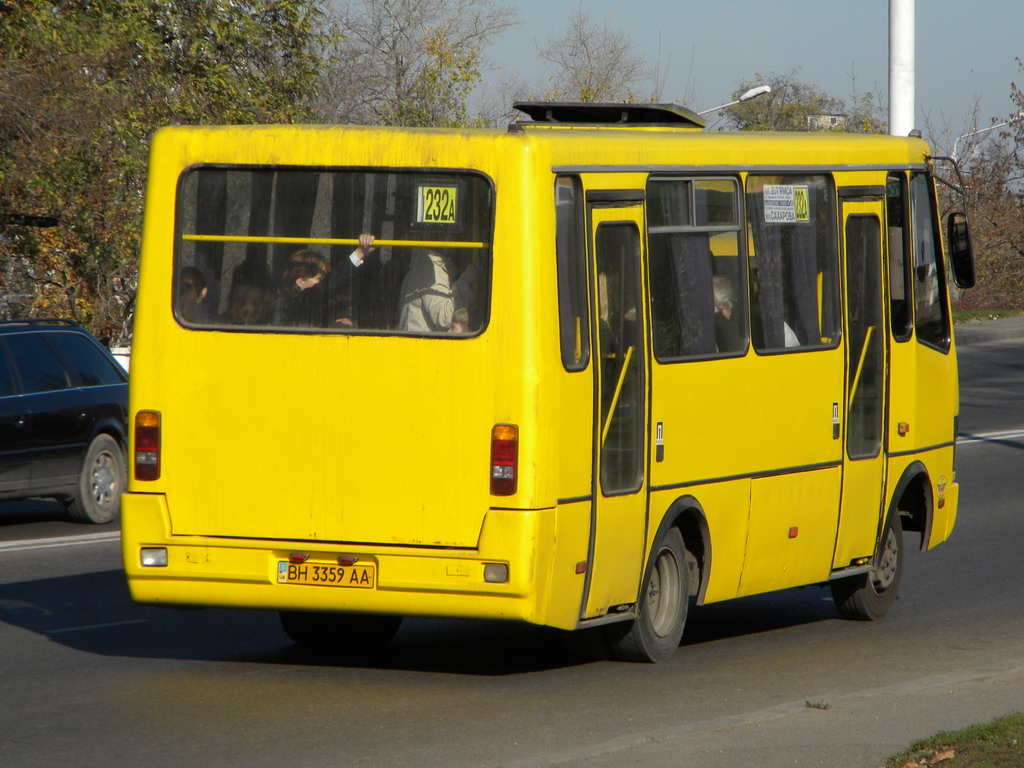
[[151, 121, 934, 174]]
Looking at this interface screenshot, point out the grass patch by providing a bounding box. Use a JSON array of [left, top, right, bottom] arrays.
[[953, 309, 1024, 324], [885, 712, 1024, 767]]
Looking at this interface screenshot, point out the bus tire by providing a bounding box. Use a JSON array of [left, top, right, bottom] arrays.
[[279, 611, 402, 653], [606, 527, 688, 663], [66, 434, 125, 524], [831, 510, 903, 620]]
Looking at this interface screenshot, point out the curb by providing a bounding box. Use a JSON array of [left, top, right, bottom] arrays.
[[954, 316, 1024, 346]]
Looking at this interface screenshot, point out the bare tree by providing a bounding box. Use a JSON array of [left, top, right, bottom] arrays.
[[536, 3, 651, 103], [318, 0, 518, 126], [474, 71, 536, 128], [951, 93, 1024, 310]]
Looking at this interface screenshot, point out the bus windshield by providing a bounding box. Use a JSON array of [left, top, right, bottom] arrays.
[[174, 167, 493, 335]]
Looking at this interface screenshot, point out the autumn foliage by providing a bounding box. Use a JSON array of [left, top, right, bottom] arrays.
[[0, 0, 324, 340]]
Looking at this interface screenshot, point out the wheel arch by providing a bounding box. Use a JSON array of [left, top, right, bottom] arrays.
[[91, 416, 128, 447], [887, 460, 933, 551], [647, 495, 712, 605]]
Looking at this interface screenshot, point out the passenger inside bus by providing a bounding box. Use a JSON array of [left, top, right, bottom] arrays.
[[398, 250, 478, 333], [275, 250, 330, 326], [712, 275, 741, 353], [329, 233, 377, 328], [224, 281, 273, 325], [176, 266, 211, 323], [450, 307, 470, 334]]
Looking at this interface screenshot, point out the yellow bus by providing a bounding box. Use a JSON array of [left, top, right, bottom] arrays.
[[123, 103, 976, 662]]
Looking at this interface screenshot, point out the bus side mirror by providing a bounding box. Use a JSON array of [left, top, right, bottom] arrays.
[[947, 211, 976, 289]]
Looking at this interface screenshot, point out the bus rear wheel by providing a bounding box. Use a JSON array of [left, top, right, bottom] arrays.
[[279, 611, 402, 655], [606, 527, 688, 663], [831, 510, 903, 620]]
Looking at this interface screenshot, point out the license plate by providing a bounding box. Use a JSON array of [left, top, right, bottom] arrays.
[[277, 561, 376, 589]]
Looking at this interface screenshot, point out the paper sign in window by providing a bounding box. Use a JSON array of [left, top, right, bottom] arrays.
[[763, 185, 810, 223]]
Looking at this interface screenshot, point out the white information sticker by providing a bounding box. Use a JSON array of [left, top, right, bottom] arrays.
[[763, 185, 810, 223]]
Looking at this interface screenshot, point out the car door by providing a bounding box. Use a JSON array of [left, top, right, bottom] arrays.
[[5, 332, 84, 491], [46, 332, 128, 434], [0, 340, 31, 496]]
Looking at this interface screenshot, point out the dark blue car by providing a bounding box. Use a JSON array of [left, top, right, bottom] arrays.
[[0, 319, 128, 523]]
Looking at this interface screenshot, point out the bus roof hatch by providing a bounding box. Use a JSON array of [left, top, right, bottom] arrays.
[[512, 101, 705, 130]]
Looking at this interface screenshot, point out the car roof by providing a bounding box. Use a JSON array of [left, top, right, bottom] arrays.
[[0, 318, 92, 335]]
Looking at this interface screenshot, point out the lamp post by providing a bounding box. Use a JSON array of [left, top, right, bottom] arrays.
[[697, 85, 771, 116], [951, 113, 1023, 161]]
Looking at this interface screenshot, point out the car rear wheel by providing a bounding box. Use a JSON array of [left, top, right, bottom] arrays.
[[66, 434, 125, 524]]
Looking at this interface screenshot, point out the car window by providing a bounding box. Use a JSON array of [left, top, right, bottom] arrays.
[[5, 334, 71, 394], [47, 333, 126, 386], [0, 343, 15, 396]]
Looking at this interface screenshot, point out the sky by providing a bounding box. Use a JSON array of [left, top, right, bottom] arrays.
[[483, 0, 1022, 150]]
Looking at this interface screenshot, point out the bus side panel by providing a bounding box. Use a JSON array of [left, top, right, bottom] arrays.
[[740, 467, 842, 596], [649, 480, 751, 605], [650, 348, 843, 599], [932, 460, 958, 547], [885, 335, 958, 552], [649, 352, 842, 493], [539, 500, 591, 628]]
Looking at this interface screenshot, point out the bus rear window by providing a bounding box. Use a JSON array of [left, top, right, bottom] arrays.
[[174, 168, 493, 335]]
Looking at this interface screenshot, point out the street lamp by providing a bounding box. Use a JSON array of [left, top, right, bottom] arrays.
[[951, 113, 1024, 161], [697, 85, 771, 116]]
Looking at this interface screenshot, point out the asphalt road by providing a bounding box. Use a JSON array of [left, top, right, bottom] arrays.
[[2, 330, 1024, 768]]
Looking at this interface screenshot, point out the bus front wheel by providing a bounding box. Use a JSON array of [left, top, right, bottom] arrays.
[[831, 510, 904, 620], [606, 527, 688, 663], [279, 611, 402, 654]]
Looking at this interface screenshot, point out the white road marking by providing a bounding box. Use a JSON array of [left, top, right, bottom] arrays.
[[957, 428, 1024, 445], [0, 531, 120, 553]]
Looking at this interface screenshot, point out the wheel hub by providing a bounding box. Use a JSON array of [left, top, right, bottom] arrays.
[[871, 529, 899, 592], [91, 454, 117, 506]]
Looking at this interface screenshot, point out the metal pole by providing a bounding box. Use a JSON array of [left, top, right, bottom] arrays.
[[889, 0, 915, 136]]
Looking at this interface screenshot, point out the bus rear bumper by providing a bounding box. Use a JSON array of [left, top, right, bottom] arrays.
[[121, 492, 585, 630]]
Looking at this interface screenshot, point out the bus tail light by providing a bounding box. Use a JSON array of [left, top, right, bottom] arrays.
[[135, 410, 162, 481], [490, 424, 518, 496]]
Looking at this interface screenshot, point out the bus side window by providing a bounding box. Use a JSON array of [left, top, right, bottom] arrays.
[[910, 172, 951, 351], [646, 177, 747, 360], [555, 176, 590, 370], [745, 175, 840, 353], [885, 174, 913, 341]]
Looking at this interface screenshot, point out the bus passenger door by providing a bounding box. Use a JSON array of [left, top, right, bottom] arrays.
[[582, 204, 649, 618], [885, 172, 958, 548], [834, 197, 888, 566]]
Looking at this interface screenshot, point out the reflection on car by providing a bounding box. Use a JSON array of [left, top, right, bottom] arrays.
[[0, 319, 128, 523]]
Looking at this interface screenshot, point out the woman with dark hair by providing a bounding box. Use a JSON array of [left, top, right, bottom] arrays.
[[275, 250, 330, 327]]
